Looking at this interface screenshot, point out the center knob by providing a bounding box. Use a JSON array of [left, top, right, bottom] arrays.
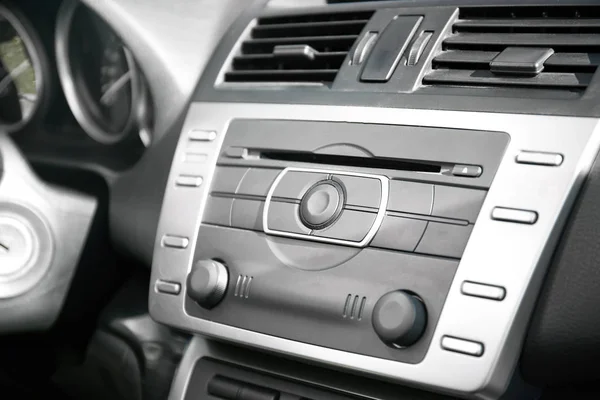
[[299, 180, 344, 230]]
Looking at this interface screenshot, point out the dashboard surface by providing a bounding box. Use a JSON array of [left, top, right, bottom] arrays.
[[5, 0, 600, 399]]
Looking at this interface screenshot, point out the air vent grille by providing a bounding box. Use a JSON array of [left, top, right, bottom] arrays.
[[424, 6, 600, 92], [224, 10, 374, 84]]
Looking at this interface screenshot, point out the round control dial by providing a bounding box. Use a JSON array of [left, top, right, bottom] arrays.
[[372, 290, 427, 348], [187, 260, 229, 309], [299, 180, 344, 230]]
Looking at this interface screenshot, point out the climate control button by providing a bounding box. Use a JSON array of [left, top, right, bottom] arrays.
[[372, 290, 427, 348]]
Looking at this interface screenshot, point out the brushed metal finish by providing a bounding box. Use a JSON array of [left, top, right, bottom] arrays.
[[150, 101, 600, 399]]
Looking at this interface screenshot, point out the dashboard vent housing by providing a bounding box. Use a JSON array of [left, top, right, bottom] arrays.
[[224, 10, 374, 85], [424, 6, 600, 92]]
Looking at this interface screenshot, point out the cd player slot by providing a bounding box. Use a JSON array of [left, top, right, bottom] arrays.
[[257, 150, 442, 174]]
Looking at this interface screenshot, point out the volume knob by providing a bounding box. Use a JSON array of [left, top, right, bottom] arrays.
[[186, 260, 229, 309], [372, 291, 427, 348]]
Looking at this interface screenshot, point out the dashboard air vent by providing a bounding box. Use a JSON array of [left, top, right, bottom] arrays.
[[224, 10, 374, 85], [424, 6, 600, 92]]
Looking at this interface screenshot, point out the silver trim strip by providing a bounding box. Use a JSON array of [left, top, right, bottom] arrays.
[[161, 235, 189, 249], [461, 281, 506, 301], [491, 207, 538, 224], [150, 102, 600, 399], [516, 151, 564, 166], [189, 129, 217, 141], [175, 175, 204, 187], [263, 167, 389, 247], [155, 280, 181, 295], [441, 336, 484, 357]]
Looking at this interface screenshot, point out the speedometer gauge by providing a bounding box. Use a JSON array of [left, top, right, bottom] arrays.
[[56, 0, 153, 146]]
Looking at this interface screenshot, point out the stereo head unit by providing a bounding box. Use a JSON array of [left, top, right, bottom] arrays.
[[149, 102, 598, 399]]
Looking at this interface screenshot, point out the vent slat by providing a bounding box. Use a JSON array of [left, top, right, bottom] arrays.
[[424, 70, 592, 89], [252, 20, 369, 39], [455, 19, 600, 29], [226, 10, 373, 84], [434, 51, 600, 68], [225, 69, 338, 83], [258, 11, 374, 25], [425, 6, 600, 93], [445, 33, 600, 49], [233, 52, 347, 71], [242, 35, 359, 55]]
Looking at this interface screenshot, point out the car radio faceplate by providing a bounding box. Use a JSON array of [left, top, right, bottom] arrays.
[[149, 101, 600, 399]]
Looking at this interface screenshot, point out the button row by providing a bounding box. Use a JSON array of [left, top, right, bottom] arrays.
[[371, 216, 473, 259], [273, 170, 383, 211], [388, 181, 486, 224], [203, 196, 265, 232], [212, 167, 281, 197]]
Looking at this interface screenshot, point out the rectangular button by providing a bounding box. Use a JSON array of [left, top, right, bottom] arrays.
[[267, 201, 310, 234], [333, 175, 381, 209], [183, 152, 208, 163], [237, 168, 282, 197], [231, 199, 264, 231], [224, 147, 247, 158], [272, 171, 328, 200], [415, 222, 473, 259], [155, 280, 181, 295], [313, 209, 376, 242], [461, 281, 506, 301], [188, 129, 216, 141], [432, 186, 486, 223], [203, 196, 233, 226], [175, 175, 203, 187], [371, 215, 427, 252], [441, 336, 484, 357], [361, 16, 422, 82], [516, 151, 563, 166], [212, 167, 248, 193], [388, 180, 433, 215], [451, 164, 483, 178], [492, 207, 538, 224], [162, 235, 189, 249]]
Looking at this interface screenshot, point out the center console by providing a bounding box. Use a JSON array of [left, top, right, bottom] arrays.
[[147, 1, 600, 399]]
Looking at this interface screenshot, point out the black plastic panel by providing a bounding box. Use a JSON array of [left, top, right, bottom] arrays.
[[196, 1, 600, 118], [185, 356, 457, 400], [185, 225, 458, 364]]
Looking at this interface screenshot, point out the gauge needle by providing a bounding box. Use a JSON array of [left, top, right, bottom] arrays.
[[0, 241, 8, 254], [100, 71, 132, 105], [0, 60, 31, 94]]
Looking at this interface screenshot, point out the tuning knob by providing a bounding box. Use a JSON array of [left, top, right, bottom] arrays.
[[186, 260, 229, 309], [372, 290, 427, 348]]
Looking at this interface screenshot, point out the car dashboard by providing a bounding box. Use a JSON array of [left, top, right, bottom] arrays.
[[3, 0, 600, 399]]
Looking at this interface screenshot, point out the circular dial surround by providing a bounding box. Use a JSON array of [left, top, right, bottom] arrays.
[[55, 0, 152, 146], [0, 3, 47, 133]]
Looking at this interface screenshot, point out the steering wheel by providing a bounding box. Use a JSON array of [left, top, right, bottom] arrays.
[[0, 133, 96, 333]]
